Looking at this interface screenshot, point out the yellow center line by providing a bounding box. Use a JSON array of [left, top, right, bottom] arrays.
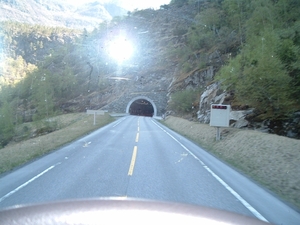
[[135, 132, 139, 142], [128, 146, 138, 176]]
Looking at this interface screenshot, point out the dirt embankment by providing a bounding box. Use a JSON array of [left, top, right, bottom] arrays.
[[163, 116, 300, 210]]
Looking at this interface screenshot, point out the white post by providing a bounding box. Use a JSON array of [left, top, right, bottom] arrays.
[[93, 112, 96, 125], [86, 110, 105, 125], [216, 127, 221, 141]]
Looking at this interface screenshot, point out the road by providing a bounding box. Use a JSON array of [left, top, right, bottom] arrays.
[[0, 116, 299, 224]]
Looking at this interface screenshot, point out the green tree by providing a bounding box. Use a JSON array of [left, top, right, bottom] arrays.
[[169, 89, 199, 113], [170, 0, 186, 7], [245, 0, 276, 36], [31, 70, 55, 120], [200, 7, 223, 34], [275, 0, 300, 27], [276, 21, 300, 100], [217, 29, 295, 118], [0, 101, 14, 147], [222, 0, 252, 45], [51, 65, 77, 99]]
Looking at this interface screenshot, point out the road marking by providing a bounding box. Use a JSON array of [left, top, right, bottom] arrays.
[[135, 133, 139, 142], [0, 163, 60, 203], [151, 120, 269, 223], [112, 118, 126, 127], [83, 141, 91, 147], [128, 146, 138, 176]]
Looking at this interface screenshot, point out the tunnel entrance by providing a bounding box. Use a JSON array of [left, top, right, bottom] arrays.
[[126, 96, 157, 117], [129, 99, 154, 117]]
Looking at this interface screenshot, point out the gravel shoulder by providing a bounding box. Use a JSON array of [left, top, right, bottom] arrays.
[[162, 116, 300, 210]]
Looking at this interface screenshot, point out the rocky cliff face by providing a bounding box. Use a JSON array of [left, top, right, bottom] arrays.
[[75, 5, 199, 115], [196, 81, 300, 138]]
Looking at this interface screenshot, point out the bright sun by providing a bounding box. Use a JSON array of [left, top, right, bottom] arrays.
[[107, 37, 134, 63]]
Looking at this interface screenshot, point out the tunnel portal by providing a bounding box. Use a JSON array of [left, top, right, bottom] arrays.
[[126, 96, 157, 117], [129, 99, 154, 117]]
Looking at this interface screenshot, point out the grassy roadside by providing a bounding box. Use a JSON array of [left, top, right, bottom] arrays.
[[0, 113, 114, 174], [162, 116, 300, 210]]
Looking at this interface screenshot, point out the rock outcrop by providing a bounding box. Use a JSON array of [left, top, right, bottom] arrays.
[[196, 81, 300, 138]]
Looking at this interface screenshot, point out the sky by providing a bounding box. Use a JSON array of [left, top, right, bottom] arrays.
[[64, 0, 171, 11]]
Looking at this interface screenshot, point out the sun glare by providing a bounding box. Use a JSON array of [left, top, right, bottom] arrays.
[[108, 37, 134, 63]]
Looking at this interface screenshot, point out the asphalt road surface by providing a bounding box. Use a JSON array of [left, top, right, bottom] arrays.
[[0, 116, 299, 224]]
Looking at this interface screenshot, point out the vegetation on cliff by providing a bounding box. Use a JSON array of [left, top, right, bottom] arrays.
[[0, 22, 95, 147], [168, 0, 300, 120]]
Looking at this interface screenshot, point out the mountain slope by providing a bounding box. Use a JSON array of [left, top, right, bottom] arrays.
[[0, 0, 126, 30]]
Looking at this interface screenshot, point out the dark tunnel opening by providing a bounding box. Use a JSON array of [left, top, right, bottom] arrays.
[[129, 99, 154, 117]]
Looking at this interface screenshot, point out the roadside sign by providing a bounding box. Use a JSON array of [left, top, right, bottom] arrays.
[[210, 104, 231, 127], [86, 110, 105, 115], [210, 104, 231, 141], [86, 110, 105, 125]]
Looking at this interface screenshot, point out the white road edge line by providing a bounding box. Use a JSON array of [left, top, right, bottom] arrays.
[[0, 163, 61, 203], [151, 120, 269, 223], [113, 118, 126, 127]]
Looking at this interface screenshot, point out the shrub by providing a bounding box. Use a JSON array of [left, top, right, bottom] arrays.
[[169, 89, 199, 113]]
